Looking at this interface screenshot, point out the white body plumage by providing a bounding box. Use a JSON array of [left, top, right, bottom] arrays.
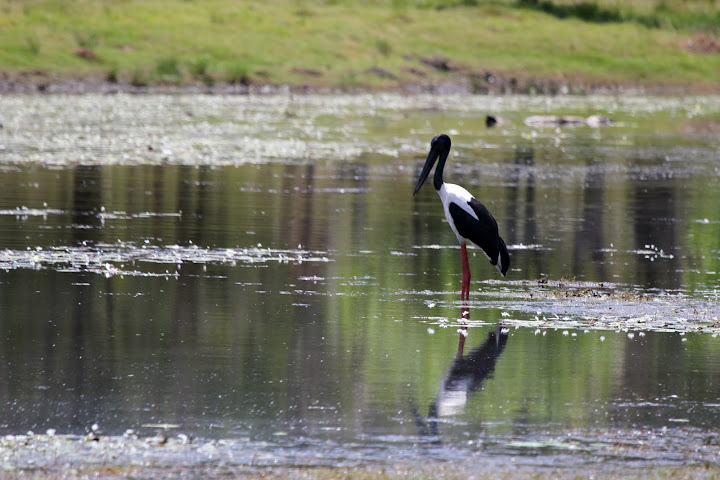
[[439, 183, 480, 247]]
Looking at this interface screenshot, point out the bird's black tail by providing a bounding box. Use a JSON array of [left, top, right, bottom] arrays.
[[494, 237, 510, 277]]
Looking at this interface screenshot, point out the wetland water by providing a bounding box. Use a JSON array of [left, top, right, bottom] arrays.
[[0, 93, 719, 475]]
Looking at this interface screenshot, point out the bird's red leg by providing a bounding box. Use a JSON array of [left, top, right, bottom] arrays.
[[457, 307, 469, 355], [457, 327, 467, 355], [460, 243, 471, 302]]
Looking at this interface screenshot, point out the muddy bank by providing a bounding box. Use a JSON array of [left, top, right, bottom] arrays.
[[1, 69, 716, 96], [2, 432, 719, 480]]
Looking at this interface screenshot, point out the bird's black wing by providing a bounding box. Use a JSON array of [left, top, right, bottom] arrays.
[[449, 198, 510, 276]]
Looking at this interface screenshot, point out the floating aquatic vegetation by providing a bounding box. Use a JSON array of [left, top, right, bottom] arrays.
[[630, 244, 675, 261], [414, 278, 719, 334], [0, 206, 65, 218], [0, 242, 332, 277], [484, 279, 720, 334]]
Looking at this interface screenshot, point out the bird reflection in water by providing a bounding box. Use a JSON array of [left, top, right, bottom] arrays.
[[412, 307, 509, 439]]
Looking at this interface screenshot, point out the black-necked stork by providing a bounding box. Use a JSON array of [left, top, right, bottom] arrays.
[[413, 134, 509, 301]]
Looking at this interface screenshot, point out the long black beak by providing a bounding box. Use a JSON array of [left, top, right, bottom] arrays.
[[413, 146, 439, 196]]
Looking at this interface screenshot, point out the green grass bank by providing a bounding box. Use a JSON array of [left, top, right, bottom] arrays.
[[0, 0, 719, 93]]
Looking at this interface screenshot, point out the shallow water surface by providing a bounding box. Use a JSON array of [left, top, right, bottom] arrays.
[[0, 93, 719, 473]]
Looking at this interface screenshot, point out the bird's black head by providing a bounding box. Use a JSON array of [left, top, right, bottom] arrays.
[[430, 134, 451, 149], [413, 134, 451, 196]]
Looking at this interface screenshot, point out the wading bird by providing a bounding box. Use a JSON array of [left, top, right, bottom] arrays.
[[413, 134, 509, 301]]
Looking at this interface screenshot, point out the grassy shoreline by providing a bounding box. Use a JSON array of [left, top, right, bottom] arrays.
[[1, 0, 719, 94]]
